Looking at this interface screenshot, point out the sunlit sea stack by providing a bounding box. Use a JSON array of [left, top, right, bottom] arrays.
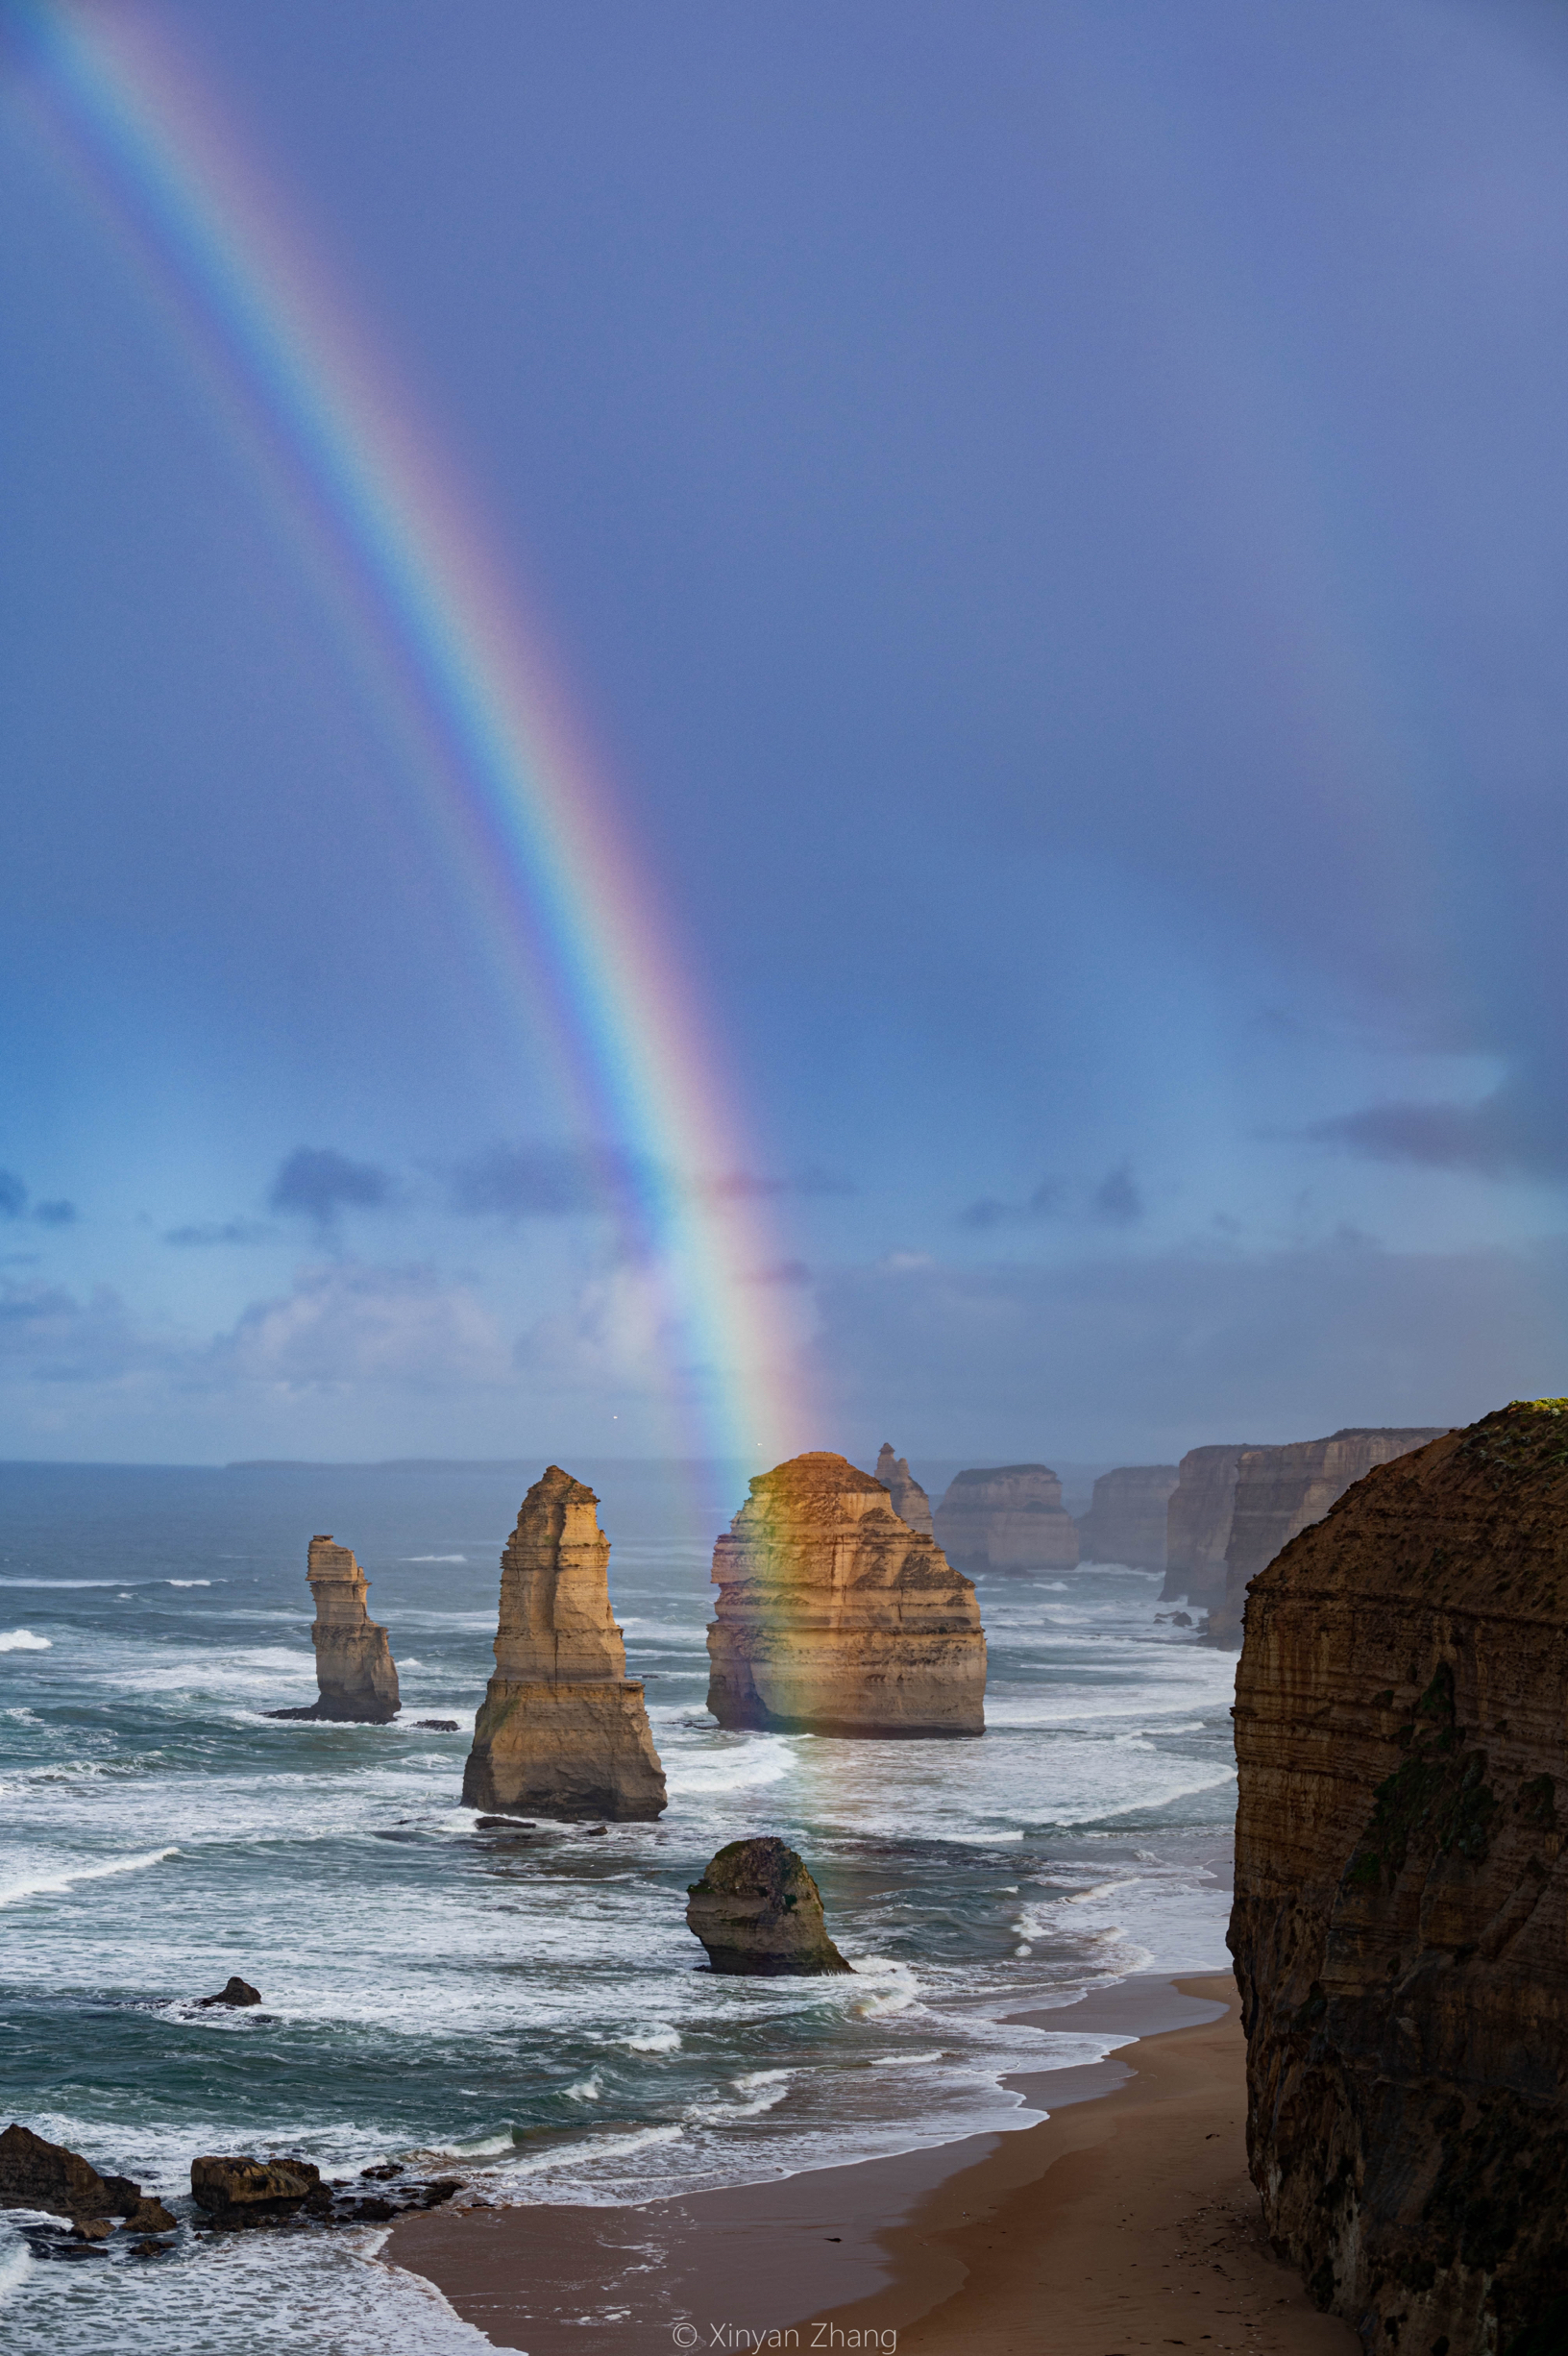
[[462, 1467, 667, 1821], [267, 1535, 400, 1723], [873, 1442, 933, 1534], [706, 1452, 986, 1736], [933, 1463, 1079, 1571], [1231, 1404, 1568, 2352]]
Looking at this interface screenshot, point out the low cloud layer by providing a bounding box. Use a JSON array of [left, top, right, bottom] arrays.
[[269, 1148, 394, 1223], [0, 1171, 78, 1227], [1300, 1083, 1568, 1184]]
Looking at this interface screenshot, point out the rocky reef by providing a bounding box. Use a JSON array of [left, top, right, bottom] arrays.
[[1076, 1462, 1178, 1569], [874, 1442, 933, 1534], [266, 1535, 400, 1723], [1231, 1403, 1568, 2352], [462, 1466, 666, 1822], [686, 1836, 852, 1975], [706, 1452, 986, 1735], [1161, 1443, 1251, 1607], [1208, 1427, 1450, 1648], [0, 2123, 176, 2236], [933, 1463, 1079, 1572]]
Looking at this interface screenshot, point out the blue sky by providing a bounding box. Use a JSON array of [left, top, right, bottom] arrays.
[[4, 0, 1568, 1463]]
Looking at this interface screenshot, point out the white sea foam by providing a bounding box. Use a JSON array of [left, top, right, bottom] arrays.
[[0, 1846, 179, 1907], [0, 1631, 51, 1652], [405, 1555, 468, 1563], [620, 2024, 681, 2051], [166, 1580, 212, 1587]]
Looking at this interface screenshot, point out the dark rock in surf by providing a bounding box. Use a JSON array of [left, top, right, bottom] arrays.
[[414, 1719, 460, 1731], [0, 2122, 144, 2222], [190, 2153, 324, 2228], [686, 1836, 852, 1976], [198, 1976, 260, 2008]]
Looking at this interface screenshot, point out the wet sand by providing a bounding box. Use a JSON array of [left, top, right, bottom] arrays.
[[385, 1974, 1358, 2355]]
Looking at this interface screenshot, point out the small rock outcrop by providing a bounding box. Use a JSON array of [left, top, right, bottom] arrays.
[[461, 1467, 666, 1822], [199, 1976, 260, 2008], [191, 2153, 327, 2228], [933, 1463, 1079, 1572], [686, 1837, 852, 1975], [706, 1453, 986, 1736], [873, 1443, 933, 1534], [0, 2122, 171, 2231], [1208, 1427, 1451, 1647], [266, 1536, 400, 1722], [1231, 1402, 1568, 2352], [1160, 1443, 1253, 1607], [1075, 1463, 1179, 1569]]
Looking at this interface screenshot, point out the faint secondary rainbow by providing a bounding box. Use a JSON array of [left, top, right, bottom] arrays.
[[5, 0, 805, 1464]]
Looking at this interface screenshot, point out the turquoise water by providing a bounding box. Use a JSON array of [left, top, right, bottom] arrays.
[[0, 1460, 1237, 2350]]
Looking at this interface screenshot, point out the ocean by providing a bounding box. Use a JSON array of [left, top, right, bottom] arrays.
[[0, 1458, 1237, 2351]]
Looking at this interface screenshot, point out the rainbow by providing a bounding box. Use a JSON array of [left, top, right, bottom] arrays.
[[4, 0, 806, 1465]]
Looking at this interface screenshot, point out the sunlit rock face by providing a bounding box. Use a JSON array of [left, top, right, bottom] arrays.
[[1208, 1428, 1451, 1648], [462, 1467, 666, 1821], [1075, 1463, 1178, 1569], [706, 1452, 986, 1736], [873, 1442, 933, 1535], [932, 1463, 1079, 1571], [268, 1536, 400, 1723], [1161, 1444, 1251, 1607], [1231, 1405, 1568, 2354]]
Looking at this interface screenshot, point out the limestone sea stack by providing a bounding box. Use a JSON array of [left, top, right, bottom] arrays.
[[1160, 1443, 1252, 1607], [1231, 1402, 1568, 2351], [706, 1453, 986, 1736], [267, 1536, 400, 1722], [462, 1467, 666, 1822], [1207, 1426, 1450, 1648], [933, 1463, 1079, 1572], [686, 1836, 852, 1975], [1075, 1463, 1178, 1569], [873, 1443, 933, 1534]]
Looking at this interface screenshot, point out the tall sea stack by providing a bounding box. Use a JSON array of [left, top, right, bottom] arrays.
[[933, 1464, 1079, 1571], [1075, 1463, 1178, 1569], [1232, 1403, 1568, 2351], [1208, 1426, 1450, 1647], [1160, 1443, 1251, 1607], [873, 1442, 933, 1534], [706, 1453, 986, 1736], [268, 1536, 399, 1723], [462, 1467, 666, 1822]]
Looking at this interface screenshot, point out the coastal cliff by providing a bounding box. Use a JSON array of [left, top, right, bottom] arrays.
[[706, 1452, 986, 1735], [269, 1536, 400, 1723], [462, 1467, 666, 1821], [933, 1464, 1079, 1571], [1161, 1443, 1251, 1607], [873, 1443, 933, 1534], [1076, 1463, 1178, 1569], [1231, 1403, 1568, 2352], [1208, 1428, 1450, 1647]]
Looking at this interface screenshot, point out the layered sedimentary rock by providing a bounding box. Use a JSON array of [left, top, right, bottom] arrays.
[[1208, 1428, 1450, 1648], [1160, 1443, 1251, 1606], [1075, 1463, 1178, 1569], [933, 1464, 1079, 1572], [1231, 1402, 1568, 2352], [686, 1836, 852, 1975], [706, 1453, 986, 1735], [268, 1536, 400, 1722], [462, 1467, 666, 1821], [873, 1443, 933, 1535]]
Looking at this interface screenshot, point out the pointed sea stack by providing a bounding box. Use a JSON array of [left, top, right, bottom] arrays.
[[706, 1453, 986, 1736], [686, 1836, 851, 1975], [933, 1464, 1079, 1571], [267, 1536, 399, 1722], [873, 1442, 933, 1534], [462, 1467, 666, 1821]]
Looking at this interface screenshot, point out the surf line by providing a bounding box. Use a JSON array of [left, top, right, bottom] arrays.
[[5, 0, 808, 1467]]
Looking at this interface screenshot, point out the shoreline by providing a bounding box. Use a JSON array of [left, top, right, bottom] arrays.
[[385, 1972, 1357, 2354]]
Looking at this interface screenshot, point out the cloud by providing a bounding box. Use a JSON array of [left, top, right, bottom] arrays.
[[448, 1142, 642, 1219], [163, 1219, 275, 1247], [0, 1173, 78, 1226], [1298, 1089, 1566, 1182], [1093, 1162, 1142, 1223], [960, 1176, 1066, 1230], [32, 1200, 77, 1227], [215, 1262, 510, 1388], [0, 1277, 162, 1383], [269, 1148, 394, 1223]]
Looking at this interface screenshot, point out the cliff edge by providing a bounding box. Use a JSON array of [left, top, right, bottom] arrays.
[[1231, 1402, 1568, 2352]]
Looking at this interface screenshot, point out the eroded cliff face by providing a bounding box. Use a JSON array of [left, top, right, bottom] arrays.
[[269, 1536, 400, 1723], [933, 1464, 1079, 1572], [1209, 1429, 1450, 1648], [706, 1452, 986, 1736], [1231, 1404, 1568, 2353], [1161, 1443, 1250, 1607], [874, 1443, 934, 1535], [1076, 1463, 1178, 1569], [462, 1467, 666, 1821]]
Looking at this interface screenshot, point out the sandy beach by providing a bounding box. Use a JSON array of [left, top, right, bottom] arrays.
[[386, 1973, 1358, 2355]]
